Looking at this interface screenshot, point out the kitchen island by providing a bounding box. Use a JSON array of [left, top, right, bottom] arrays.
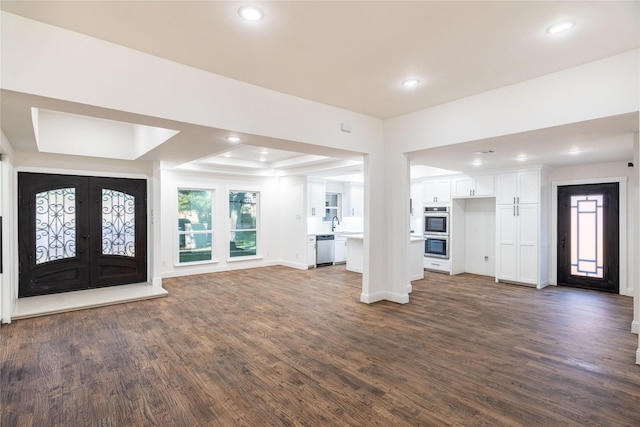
[[345, 234, 425, 281]]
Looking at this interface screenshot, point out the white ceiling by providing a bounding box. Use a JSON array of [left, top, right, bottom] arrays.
[[1, 1, 638, 178]]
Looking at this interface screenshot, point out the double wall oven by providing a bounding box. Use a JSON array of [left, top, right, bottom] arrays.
[[424, 206, 449, 259]]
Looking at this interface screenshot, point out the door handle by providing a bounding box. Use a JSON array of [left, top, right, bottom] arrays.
[[561, 238, 566, 249], [83, 234, 90, 238]]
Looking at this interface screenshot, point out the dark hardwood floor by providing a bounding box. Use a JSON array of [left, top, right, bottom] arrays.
[[2, 266, 639, 426]]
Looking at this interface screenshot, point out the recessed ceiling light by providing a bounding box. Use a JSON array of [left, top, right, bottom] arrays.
[[472, 159, 482, 167], [223, 153, 231, 158], [516, 155, 528, 162], [547, 20, 575, 34], [260, 149, 268, 155], [226, 136, 241, 143], [402, 79, 420, 88], [568, 148, 583, 156], [259, 157, 266, 162], [238, 5, 264, 21]]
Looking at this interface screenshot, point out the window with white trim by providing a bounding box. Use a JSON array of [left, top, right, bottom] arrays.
[[229, 191, 258, 257], [178, 189, 213, 263]]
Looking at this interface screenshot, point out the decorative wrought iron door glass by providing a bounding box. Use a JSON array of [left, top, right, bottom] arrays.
[[570, 194, 603, 278], [35, 188, 76, 264], [102, 189, 136, 256]]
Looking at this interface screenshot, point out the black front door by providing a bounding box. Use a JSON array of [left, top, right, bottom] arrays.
[[18, 173, 147, 297], [557, 183, 619, 293]]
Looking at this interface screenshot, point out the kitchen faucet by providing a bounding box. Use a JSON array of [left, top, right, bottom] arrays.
[[331, 215, 340, 232]]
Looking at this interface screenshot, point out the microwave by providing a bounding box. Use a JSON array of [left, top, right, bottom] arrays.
[[424, 206, 449, 235], [424, 235, 449, 259]]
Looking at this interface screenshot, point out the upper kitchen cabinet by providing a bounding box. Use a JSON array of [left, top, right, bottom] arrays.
[[452, 174, 495, 198], [423, 178, 451, 204], [496, 170, 539, 205], [307, 179, 326, 217], [344, 183, 364, 217]]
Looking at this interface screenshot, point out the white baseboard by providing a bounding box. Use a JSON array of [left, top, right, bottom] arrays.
[[360, 292, 386, 304], [360, 291, 409, 304], [386, 292, 410, 304], [632, 320, 639, 335], [278, 260, 309, 270], [637, 347, 640, 365], [410, 273, 423, 282]]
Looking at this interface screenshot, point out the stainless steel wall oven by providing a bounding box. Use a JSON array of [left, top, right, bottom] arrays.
[[424, 206, 449, 259]]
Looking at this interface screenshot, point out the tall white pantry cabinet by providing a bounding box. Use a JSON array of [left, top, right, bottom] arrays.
[[495, 168, 550, 288]]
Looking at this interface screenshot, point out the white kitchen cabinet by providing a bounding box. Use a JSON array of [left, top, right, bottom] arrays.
[[346, 235, 364, 273], [423, 178, 451, 204], [344, 183, 364, 217], [410, 237, 425, 281], [496, 170, 539, 205], [307, 235, 316, 267], [334, 236, 347, 263], [308, 180, 325, 217], [452, 174, 495, 198], [496, 204, 538, 285], [495, 168, 548, 287], [424, 257, 450, 273]]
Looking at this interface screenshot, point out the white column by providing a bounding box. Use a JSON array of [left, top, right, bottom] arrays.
[[361, 149, 411, 304], [151, 161, 164, 288], [361, 152, 388, 303], [384, 150, 411, 303]]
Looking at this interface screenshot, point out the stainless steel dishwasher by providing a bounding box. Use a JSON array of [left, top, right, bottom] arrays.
[[316, 235, 335, 267]]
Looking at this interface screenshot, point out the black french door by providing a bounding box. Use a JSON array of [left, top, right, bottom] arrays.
[[557, 183, 619, 293], [18, 173, 147, 297]]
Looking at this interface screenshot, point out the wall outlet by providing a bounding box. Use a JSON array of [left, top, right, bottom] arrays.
[[484, 256, 489, 261]]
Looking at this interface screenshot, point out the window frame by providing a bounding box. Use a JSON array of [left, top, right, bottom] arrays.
[[228, 190, 261, 260], [176, 188, 215, 265]]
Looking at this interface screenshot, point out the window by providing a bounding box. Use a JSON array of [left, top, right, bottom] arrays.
[[229, 191, 258, 257], [178, 189, 213, 263], [323, 192, 341, 222]]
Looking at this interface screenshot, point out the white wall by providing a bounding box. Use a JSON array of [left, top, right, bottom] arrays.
[[278, 176, 308, 270], [0, 132, 16, 323], [0, 11, 382, 158], [386, 50, 639, 154], [159, 169, 313, 278], [464, 198, 496, 276]]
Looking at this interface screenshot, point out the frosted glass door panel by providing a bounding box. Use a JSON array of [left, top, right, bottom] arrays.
[[570, 195, 603, 278]]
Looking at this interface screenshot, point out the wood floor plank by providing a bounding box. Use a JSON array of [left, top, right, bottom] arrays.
[[2, 266, 639, 426]]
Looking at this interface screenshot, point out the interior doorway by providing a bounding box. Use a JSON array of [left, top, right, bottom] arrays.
[[557, 183, 619, 293], [18, 172, 147, 297]]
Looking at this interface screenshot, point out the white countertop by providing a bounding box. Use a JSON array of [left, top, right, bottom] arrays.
[[345, 234, 364, 240], [343, 234, 424, 242]]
